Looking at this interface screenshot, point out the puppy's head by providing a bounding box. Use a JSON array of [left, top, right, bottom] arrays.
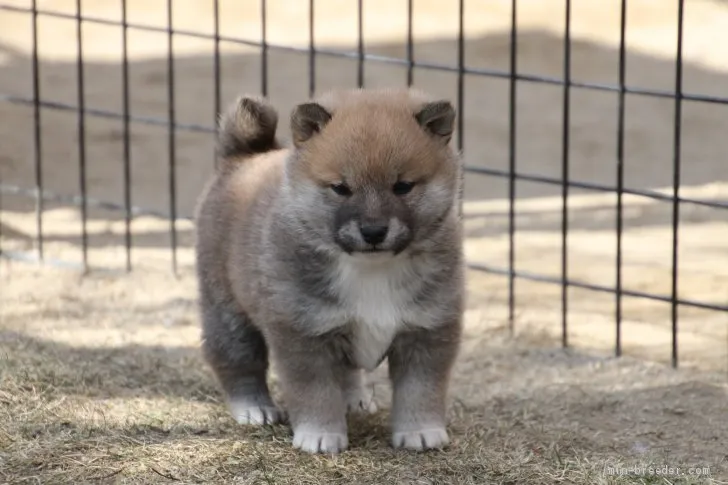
[[284, 89, 460, 255]]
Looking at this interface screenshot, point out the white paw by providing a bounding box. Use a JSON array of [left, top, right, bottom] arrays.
[[293, 427, 348, 454], [346, 386, 378, 414], [230, 401, 285, 425], [392, 427, 449, 451]]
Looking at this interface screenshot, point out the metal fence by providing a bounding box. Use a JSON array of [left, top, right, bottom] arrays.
[[1, 0, 726, 370]]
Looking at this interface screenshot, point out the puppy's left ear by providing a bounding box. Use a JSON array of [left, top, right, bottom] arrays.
[[415, 100, 456, 144]]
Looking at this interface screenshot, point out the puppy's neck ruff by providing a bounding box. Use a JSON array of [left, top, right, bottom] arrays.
[[334, 251, 416, 370]]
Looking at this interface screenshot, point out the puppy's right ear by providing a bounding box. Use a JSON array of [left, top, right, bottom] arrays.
[[290, 102, 332, 147]]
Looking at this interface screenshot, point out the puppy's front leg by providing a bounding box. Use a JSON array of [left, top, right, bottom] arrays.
[[388, 322, 461, 451], [272, 336, 349, 454]]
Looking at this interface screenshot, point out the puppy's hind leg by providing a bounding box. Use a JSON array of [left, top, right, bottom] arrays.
[[201, 303, 284, 425], [343, 369, 378, 415]]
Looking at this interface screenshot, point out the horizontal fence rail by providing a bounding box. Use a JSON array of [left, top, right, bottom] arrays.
[[0, 0, 725, 371]]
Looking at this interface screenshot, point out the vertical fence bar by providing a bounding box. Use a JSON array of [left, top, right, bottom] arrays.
[[75, 0, 88, 271], [560, 0, 572, 347], [406, 0, 414, 87], [31, 0, 43, 261], [507, 0, 518, 333], [456, 0, 464, 153], [615, 0, 628, 356], [261, 0, 268, 97], [357, 0, 364, 88], [121, 0, 132, 272], [309, 0, 315, 98], [213, 0, 221, 169], [166, 0, 178, 274], [671, 0, 685, 368], [456, 0, 465, 217]]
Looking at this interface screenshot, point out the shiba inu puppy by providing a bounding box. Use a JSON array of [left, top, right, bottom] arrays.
[[194, 88, 465, 454]]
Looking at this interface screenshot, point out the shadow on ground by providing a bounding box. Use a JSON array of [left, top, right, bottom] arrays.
[[1, 325, 727, 482]]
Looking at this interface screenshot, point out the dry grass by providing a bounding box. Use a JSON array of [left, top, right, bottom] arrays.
[[1, 259, 727, 484]]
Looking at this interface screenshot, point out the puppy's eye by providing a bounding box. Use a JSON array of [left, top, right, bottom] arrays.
[[330, 183, 353, 196], [392, 181, 415, 196]]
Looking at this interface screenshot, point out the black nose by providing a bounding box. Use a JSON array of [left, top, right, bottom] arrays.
[[360, 224, 389, 245]]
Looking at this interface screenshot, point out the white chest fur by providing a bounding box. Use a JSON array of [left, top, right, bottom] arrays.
[[334, 253, 417, 371]]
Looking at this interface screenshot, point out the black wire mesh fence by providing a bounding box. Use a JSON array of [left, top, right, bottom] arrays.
[[0, 1, 726, 370]]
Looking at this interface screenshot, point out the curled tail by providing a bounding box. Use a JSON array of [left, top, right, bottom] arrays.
[[216, 95, 281, 169]]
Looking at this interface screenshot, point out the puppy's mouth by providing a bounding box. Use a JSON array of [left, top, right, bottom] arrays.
[[344, 248, 399, 263], [359, 243, 409, 256], [360, 247, 388, 253], [344, 246, 398, 258], [334, 237, 411, 256]]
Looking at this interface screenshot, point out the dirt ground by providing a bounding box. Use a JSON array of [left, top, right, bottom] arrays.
[[1, 259, 727, 484], [1, 0, 728, 483]]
